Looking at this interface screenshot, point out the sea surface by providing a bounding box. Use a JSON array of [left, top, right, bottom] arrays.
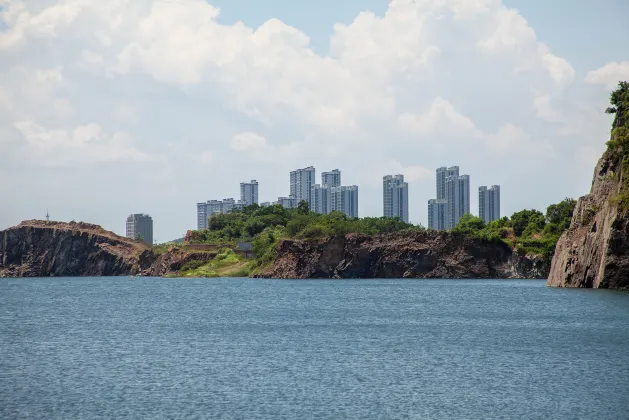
[[1, 277, 629, 419]]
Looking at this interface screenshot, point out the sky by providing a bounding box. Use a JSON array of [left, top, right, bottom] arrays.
[[0, 0, 628, 242]]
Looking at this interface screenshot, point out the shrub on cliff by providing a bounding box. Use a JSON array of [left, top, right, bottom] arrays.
[[604, 81, 629, 210]]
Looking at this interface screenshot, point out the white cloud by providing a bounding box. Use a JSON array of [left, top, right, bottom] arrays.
[[0, 0, 619, 240], [586, 61, 629, 90], [12, 120, 152, 166], [533, 94, 562, 123], [398, 97, 481, 137], [230, 132, 268, 152]]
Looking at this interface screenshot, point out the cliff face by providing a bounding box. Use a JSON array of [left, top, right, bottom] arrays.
[[257, 231, 548, 279], [0, 220, 219, 278], [547, 150, 629, 288], [0, 220, 152, 277], [547, 86, 629, 289]]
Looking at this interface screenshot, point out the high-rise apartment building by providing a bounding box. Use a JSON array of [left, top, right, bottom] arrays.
[[321, 169, 341, 188], [331, 185, 359, 218], [479, 185, 501, 224], [430, 166, 470, 230], [197, 202, 208, 229], [196, 198, 246, 229], [436, 166, 459, 200], [290, 166, 316, 205], [428, 199, 447, 230], [276, 196, 297, 209], [383, 175, 409, 223], [240, 180, 259, 205], [126, 214, 153, 245], [311, 184, 331, 214], [445, 174, 470, 229]]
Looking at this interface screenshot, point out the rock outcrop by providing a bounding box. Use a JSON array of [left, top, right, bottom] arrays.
[[547, 150, 629, 288], [0, 220, 215, 278], [256, 231, 548, 279], [547, 83, 629, 289], [0, 220, 152, 277]]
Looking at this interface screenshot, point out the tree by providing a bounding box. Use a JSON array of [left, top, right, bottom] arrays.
[[545, 198, 576, 229], [453, 214, 485, 234], [606, 81, 629, 129], [511, 209, 545, 237], [297, 200, 310, 215], [135, 233, 144, 242]]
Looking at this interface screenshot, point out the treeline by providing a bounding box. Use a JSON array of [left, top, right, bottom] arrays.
[[453, 198, 576, 259], [193, 201, 420, 244], [187, 197, 576, 267]]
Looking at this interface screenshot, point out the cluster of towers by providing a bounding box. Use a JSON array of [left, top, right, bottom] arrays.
[[284, 167, 359, 218], [428, 166, 500, 230]]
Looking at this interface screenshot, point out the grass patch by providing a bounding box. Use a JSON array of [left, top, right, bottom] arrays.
[[177, 248, 251, 278]]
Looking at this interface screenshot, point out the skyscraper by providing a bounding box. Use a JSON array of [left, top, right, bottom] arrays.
[[321, 169, 341, 188], [428, 199, 447, 230], [383, 175, 409, 223], [331, 185, 359, 218], [479, 185, 501, 224], [445, 174, 470, 229], [290, 166, 316, 205], [197, 202, 208, 230], [436, 166, 459, 200], [126, 214, 153, 245], [311, 184, 331, 214], [430, 166, 469, 230], [240, 180, 259, 205]]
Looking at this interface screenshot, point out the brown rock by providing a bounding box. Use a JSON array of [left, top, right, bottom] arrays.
[[547, 148, 629, 288], [255, 230, 547, 279], [0, 221, 216, 278]]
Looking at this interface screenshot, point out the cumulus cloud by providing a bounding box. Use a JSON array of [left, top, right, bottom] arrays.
[[0, 0, 620, 240], [586, 61, 629, 90], [398, 97, 481, 137], [12, 120, 152, 166]]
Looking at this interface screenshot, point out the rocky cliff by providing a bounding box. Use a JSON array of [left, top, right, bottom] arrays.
[[0, 220, 152, 277], [547, 147, 629, 288], [256, 231, 548, 279], [0, 220, 213, 278], [547, 83, 629, 289]]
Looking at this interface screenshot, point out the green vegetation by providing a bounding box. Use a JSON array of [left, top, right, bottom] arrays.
[[605, 81, 629, 209], [452, 198, 577, 262], [187, 196, 576, 273], [175, 248, 250, 278], [190, 201, 421, 274], [192, 201, 421, 244]]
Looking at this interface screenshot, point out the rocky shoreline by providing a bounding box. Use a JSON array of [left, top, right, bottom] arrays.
[[1, 220, 548, 279]]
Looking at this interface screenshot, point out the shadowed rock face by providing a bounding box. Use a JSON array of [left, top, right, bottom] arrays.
[[256, 231, 548, 279], [0, 221, 152, 277], [0, 220, 220, 278], [547, 150, 629, 289]]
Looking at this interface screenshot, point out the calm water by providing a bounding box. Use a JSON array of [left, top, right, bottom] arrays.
[[1, 278, 629, 419]]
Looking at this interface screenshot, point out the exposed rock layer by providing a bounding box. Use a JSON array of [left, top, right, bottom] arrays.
[[0, 220, 212, 278], [1, 221, 548, 279], [547, 149, 629, 288], [257, 231, 548, 279]]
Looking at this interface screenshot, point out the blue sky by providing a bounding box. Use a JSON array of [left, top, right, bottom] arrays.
[[0, 0, 628, 241]]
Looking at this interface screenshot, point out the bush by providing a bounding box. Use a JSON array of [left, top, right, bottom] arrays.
[[297, 223, 333, 239]]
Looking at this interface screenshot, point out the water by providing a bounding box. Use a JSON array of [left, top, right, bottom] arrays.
[[1, 278, 629, 419]]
